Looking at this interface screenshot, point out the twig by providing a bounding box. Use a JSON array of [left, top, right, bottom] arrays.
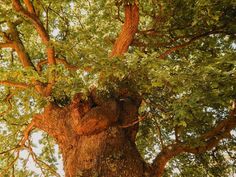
[[0, 93, 13, 116], [36, 58, 78, 72], [0, 151, 20, 177], [0, 146, 20, 155], [26, 142, 61, 177]]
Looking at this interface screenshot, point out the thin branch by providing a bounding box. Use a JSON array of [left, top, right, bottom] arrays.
[[36, 58, 78, 72], [0, 151, 20, 177], [157, 30, 233, 59], [0, 121, 36, 175], [19, 121, 35, 147], [119, 116, 145, 128], [155, 122, 164, 149], [0, 31, 11, 42], [0, 81, 30, 89], [115, 2, 124, 23], [26, 143, 47, 176], [0, 146, 19, 155], [0, 93, 13, 117], [26, 142, 61, 177], [0, 119, 58, 176]]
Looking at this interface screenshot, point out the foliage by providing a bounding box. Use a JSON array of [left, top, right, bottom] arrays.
[[0, 0, 236, 176]]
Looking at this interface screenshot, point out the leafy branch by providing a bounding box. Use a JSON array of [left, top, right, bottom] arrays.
[[151, 101, 236, 177], [12, 0, 57, 96], [12, 0, 55, 65]]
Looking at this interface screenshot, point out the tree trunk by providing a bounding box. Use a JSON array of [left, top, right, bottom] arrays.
[[33, 94, 151, 177], [61, 127, 145, 177]]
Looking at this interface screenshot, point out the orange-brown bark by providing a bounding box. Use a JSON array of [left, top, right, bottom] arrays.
[[110, 3, 139, 57], [7, 22, 35, 68], [32, 95, 148, 177], [23, 0, 36, 14], [0, 81, 30, 89], [0, 42, 14, 49]]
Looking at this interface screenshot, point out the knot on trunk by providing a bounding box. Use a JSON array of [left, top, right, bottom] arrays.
[[70, 94, 120, 135]]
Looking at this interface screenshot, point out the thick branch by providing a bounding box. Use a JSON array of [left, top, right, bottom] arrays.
[[2, 22, 47, 95], [7, 22, 35, 68], [23, 0, 36, 14], [110, 2, 139, 57], [152, 106, 236, 177]]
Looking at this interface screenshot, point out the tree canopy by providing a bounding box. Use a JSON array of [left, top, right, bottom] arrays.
[[0, 0, 236, 176]]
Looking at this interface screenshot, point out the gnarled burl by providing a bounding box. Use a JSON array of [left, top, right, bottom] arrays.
[[33, 93, 148, 177]]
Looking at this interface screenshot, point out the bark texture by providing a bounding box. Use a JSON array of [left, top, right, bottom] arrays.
[[33, 94, 149, 177], [110, 3, 139, 57]]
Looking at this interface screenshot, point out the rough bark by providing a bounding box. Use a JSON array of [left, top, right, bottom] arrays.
[[110, 3, 139, 57], [33, 94, 150, 177]]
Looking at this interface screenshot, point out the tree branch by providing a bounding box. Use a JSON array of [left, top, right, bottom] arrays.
[[119, 116, 145, 128], [157, 29, 234, 59], [36, 58, 78, 72], [0, 80, 31, 89], [23, 0, 36, 14], [0, 93, 13, 117], [0, 120, 35, 175], [12, 0, 57, 96], [2, 20, 55, 96], [0, 151, 20, 176], [110, 1, 139, 57], [151, 103, 236, 177], [26, 142, 61, 177], [19, 121, 35, 147], [0, 30, 11, 42], [12, 0, 55, 65], [7, 22, 35, 68], [0, 42, 14, 49]]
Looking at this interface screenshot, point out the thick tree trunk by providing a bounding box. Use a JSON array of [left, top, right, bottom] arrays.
[[33, 94, 151, 177], [61, 127, 145, 177]]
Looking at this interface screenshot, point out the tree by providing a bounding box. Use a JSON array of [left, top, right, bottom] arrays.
[[0, 0, 236, 176]]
